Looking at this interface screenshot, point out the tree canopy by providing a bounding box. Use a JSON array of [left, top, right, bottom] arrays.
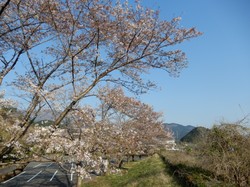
[[0, 0, 200, 178]]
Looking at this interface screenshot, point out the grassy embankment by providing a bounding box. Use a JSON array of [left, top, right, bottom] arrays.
[[83, 151, 232, 187], [83, 154, 180, 187]]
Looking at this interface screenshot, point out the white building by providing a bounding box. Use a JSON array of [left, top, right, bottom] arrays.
[[165, 140, 179, 151]]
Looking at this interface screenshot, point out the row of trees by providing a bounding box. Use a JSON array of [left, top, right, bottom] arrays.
[[0, 0, 200, 179], [1, 86, 172, 177]]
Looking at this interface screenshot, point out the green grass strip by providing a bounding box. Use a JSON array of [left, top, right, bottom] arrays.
[[83, 154, 180, 187]]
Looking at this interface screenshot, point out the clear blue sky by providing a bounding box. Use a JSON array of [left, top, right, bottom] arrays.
[[139, 0, 250, 127]]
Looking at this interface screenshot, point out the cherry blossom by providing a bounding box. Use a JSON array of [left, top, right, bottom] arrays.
[[0, 0, 200, 179]]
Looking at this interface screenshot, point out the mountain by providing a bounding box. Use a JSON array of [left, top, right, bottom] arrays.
[[163, 123, 195, 141], [180, 127, 210, 143], [34, 109, 58, 122]]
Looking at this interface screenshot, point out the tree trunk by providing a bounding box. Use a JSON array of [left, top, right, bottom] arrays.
[[118, 160, 123, 169], [0, 146, 14, 160], [77, 176, 82, 187], [53, 79, 100, 127]]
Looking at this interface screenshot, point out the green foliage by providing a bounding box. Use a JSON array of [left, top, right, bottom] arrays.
[[180, 127, 210, 143]]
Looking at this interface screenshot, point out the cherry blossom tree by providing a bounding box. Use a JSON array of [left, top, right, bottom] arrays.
[[19, 86, 171, 179], [0, 0, 201, 168], [0, 91, 26, 159], [96, 87, 172, 167]]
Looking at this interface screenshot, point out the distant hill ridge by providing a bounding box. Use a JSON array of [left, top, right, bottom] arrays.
[[163, 123, 195, 141], [181, 127, 210, 143]]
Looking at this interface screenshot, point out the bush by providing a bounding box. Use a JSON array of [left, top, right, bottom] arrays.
[[198, 123, 250, 187]]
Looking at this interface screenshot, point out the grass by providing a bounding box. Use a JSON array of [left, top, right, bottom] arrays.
[[83, 154, 180, 187]]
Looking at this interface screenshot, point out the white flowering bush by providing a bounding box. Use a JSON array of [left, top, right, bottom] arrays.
[[0, 90, 17, 109]]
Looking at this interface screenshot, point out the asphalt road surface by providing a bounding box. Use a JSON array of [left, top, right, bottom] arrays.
[[1, 162, 77, 187]]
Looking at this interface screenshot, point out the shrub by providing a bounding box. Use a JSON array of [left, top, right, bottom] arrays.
[[198, 123, 250, 187]]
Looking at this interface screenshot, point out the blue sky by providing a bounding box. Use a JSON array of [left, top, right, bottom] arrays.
[[139, 0, 250, 127]]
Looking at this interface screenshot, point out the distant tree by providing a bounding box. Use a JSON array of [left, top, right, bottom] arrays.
[[199, 123, 250, 187]]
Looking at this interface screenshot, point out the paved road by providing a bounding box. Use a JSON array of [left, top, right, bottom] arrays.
[[1, 162, 77, 187]]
